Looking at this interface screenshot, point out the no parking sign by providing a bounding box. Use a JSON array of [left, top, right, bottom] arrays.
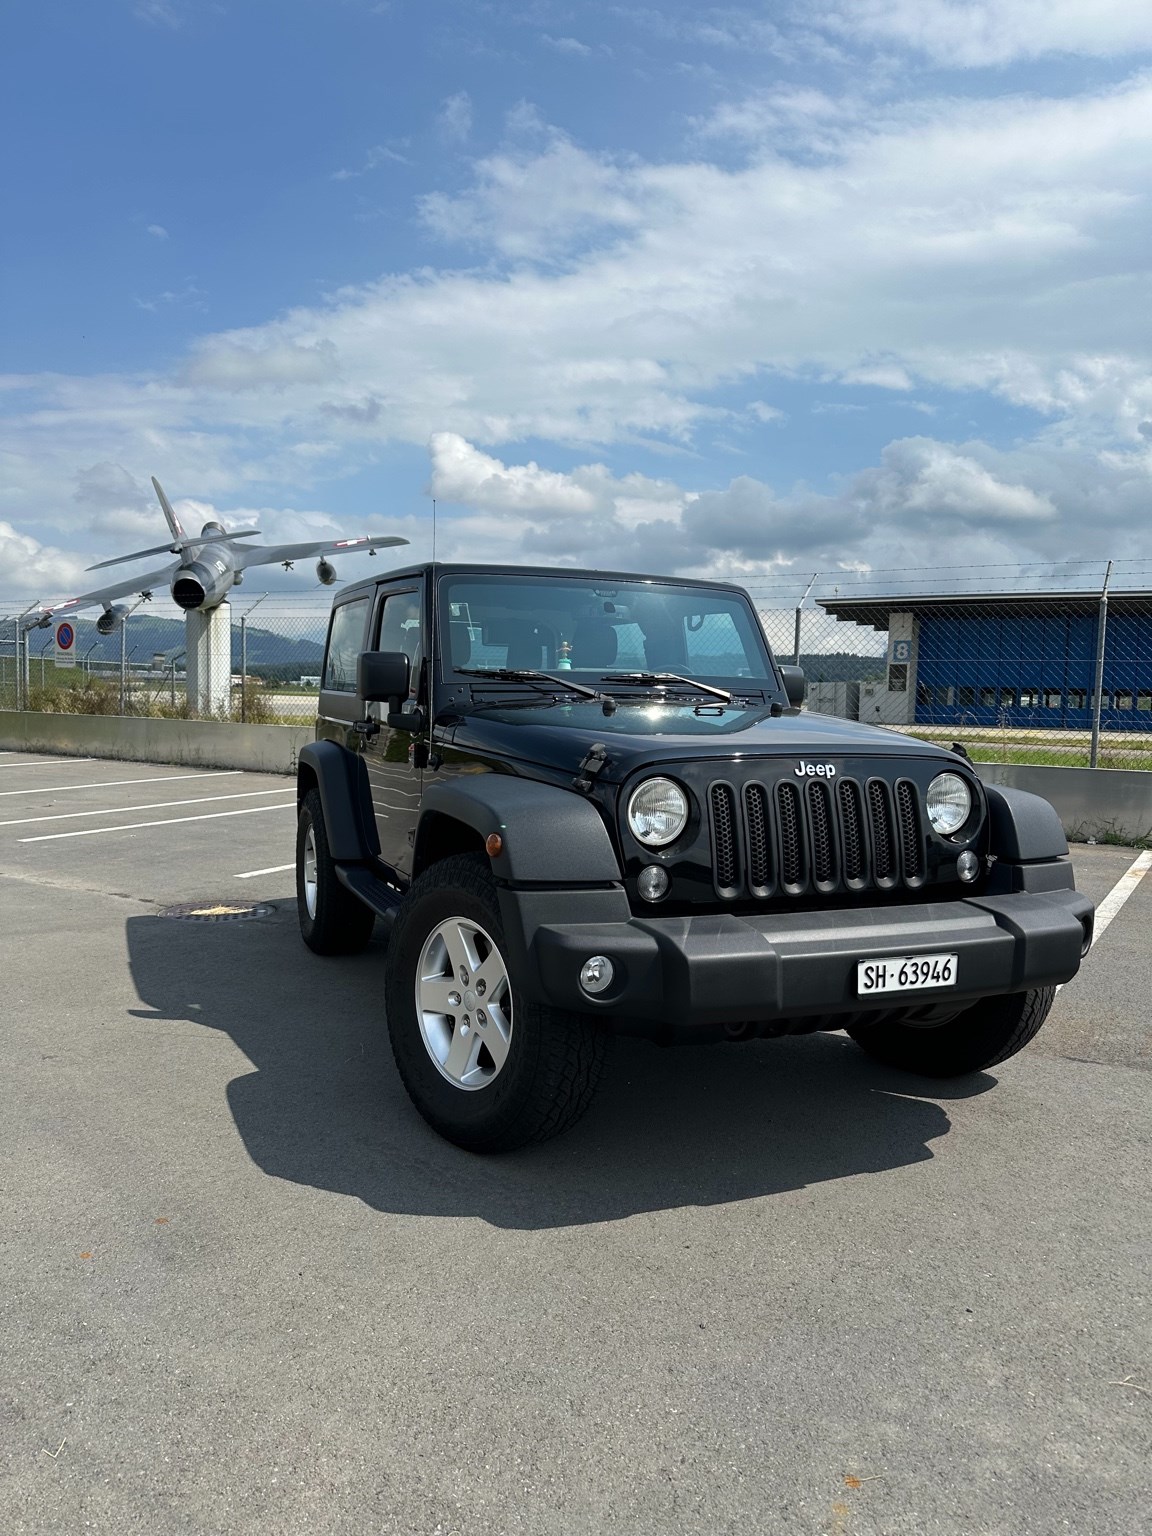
[[54, 620, 77, 668]]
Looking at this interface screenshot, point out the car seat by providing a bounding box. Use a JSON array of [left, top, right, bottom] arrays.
[[571, 618, 618, 669]]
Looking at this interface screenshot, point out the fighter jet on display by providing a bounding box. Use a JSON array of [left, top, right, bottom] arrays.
[[37, 477, 409, 631]]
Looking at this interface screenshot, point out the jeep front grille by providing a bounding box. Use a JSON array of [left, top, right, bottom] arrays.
[[895, 780, 924, 883], [838, 778, 865, 886], [708, 771, 928, 900], [709, 782, 740, 895]]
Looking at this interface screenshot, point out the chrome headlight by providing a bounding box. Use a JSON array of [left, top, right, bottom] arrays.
[[627, 777, 689, 846], [926, 772, 972, 835]]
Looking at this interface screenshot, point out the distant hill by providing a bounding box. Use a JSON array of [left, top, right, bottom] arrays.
[[797, 651, 886, 683]]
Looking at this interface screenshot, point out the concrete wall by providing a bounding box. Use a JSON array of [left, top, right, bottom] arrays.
[[0, 710, 312, 776], [975, 761, 1152, 845], [2, 709, 1148, 842]]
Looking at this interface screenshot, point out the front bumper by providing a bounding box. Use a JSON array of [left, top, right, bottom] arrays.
[[497, 883, 1095, 1041]]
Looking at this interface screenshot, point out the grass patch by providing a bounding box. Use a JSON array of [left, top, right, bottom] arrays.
[[903, 730, 1152, 773], [20, 675, 286, 724]]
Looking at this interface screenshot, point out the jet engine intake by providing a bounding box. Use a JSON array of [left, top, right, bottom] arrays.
[[171, 557, 233, 611], [96, 605, 130, 636], [317, 558, 337, 586]]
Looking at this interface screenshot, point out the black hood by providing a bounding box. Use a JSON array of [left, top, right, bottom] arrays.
[[446, 701, 960, 781]]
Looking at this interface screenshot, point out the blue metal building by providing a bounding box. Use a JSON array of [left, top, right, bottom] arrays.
[[818, 590, 1152, 733]]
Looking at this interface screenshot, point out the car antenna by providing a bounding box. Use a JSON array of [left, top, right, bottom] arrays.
[[428, 497, 438, 717]]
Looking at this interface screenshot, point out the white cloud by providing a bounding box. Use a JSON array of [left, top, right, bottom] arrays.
[[82, 72, 1141, 468], [423, 432, 1142, 578], [855, 438, 1056, 525], [840, 363, 913, 391], [332, 144, 410, 180], [134, 1, 181, 28], [437, 91, 473, 144], [4, 70, 1152, 574], [542, 35, 592, 57], [431, 433, 598, 514], [135, 283, 206, 313], [694, 85, 864, 146], [0, 522, 88, 604], [828, 0, 1152, 67], [419, 129, 650, 258], [146, 224, 169, 240], [746, 401, 786, 423]]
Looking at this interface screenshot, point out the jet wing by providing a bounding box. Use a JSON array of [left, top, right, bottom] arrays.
[[43, 563, 179, 616], [87, 531, 260, 572], [238, 535, 409, 569]]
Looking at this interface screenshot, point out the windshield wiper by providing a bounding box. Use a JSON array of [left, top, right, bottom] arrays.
[[457, 667, 617, 713], [601, 671, 732, 703]]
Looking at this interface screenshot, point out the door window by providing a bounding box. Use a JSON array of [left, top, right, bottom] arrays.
[[323, 598, 370, 692], [377, 591, 423, 672]]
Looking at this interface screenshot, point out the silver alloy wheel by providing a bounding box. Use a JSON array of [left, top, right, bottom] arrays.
[[303, 823, 319, 920], [415, 916, 513, 1091]]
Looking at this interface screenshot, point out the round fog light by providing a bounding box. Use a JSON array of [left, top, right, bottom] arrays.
[[957, 850, 979, 882], [579, 955, 614, 995], [637, 864, 670, 902]]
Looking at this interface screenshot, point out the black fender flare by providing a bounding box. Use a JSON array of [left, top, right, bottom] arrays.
[[983, 783, 1068, 862], [297, 740, 380, 863], [417, 776, 622, 884]]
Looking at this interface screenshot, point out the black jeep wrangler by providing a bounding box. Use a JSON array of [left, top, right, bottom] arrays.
[[296, 563, 1094, 1151]]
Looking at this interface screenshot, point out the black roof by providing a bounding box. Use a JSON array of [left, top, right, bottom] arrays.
[[336, 562, 748, 600], [817, 589, 1152, 632]]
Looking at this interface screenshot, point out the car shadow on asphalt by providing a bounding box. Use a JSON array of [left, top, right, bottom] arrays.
[[125, 903, 995, 1230]]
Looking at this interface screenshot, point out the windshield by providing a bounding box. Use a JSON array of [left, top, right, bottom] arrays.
[[440, 574, 774, 683]]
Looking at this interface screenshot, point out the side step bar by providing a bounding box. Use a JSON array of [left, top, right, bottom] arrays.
[[335, 864, 405, 926]]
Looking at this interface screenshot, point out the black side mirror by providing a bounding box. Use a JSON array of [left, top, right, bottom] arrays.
[[358, 649, 424, 733], [358, 650, 410, 703], [779, 664, 806, 709]]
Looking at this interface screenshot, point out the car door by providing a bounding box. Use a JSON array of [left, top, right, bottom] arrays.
[[360, 582, 425, 881]]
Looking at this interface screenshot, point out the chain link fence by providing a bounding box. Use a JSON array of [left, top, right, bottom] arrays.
[[3, 559, 1151, 769], [0, 595, 330, 723], [750, 557, 1152, 771]]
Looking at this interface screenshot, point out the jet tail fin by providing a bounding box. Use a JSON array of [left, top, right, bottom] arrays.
[[152, 477, 186, 541]]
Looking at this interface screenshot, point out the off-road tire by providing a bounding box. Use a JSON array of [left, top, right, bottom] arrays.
[[846, 986, 1056, 1077], [296, 787, 376, 955], [385, 852, 608, 1152]]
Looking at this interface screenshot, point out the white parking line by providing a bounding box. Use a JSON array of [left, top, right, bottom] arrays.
[[20, 802, 296, 843], [1091, 849, 1152, 944], [235, 863, 296, 879], [0, 787, 295, 829], [0, 757, 95, 769], [0, 770, 243, 798]]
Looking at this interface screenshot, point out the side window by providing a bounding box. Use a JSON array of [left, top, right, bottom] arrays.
[[376, 590, 423, 696], [323, 598, 370, 692]]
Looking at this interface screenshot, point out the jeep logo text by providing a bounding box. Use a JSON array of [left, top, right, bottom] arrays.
[[794, 761, 836, 778]]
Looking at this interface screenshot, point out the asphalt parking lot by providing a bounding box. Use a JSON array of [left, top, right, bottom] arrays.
[[0, 750, 1148, 1536]]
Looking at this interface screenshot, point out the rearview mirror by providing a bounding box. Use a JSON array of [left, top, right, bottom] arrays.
[[358, 650, 410, 704], [779, 664, 806, 709]]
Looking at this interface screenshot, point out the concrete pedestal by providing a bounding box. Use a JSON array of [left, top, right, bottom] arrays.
[[185, 602, 232, 717]]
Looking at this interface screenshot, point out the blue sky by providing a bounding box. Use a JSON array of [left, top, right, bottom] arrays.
[[3, 0, 1152, 602]]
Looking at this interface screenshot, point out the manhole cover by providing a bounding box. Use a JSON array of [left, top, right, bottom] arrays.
[[158, 902, 276, 923]]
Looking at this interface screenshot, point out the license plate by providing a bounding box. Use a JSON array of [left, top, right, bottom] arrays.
[[857, 953, 957, 995]]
